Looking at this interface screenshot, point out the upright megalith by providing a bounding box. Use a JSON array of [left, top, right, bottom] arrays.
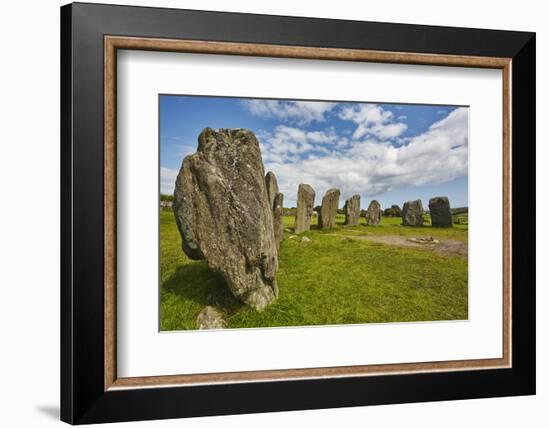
[[366, 200, 381, 225], [265, 172, 284, 252], [294, 184, 315, 234], [402, 199, 425, 227], [273, 192, 284, 252], [429, 196, 453, 227], [265, 171, 279, 210], [173, 128, 278, 311], [318, 188, 341, 229], [344, 194, 361, 226]]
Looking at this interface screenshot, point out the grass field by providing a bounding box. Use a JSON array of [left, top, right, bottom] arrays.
[[160, 211, 468, 330]]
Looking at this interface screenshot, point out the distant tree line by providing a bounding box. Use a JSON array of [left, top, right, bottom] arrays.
[[451, 207, 468, 215], [382, 205, 403, 217], [259, 201, 467, 221], [283, 207, 297, 217], [160, 194, 174, 202]]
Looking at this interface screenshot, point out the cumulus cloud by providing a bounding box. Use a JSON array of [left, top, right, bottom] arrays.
[[260, 125, 348, 163], [160, 167, 178, 195], [161, 103, 468, 209], [338, 104, 408, 140], [264, 107, 468, 207], [242, 99, 336, 125]]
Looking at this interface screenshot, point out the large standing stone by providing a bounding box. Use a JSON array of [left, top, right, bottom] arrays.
[[265, 171, 279, 210], [173, 128, 278, 311], [402, 199, 425, 227], [294, 184, 315, 234], [318, 188, 341, 229], [429, 196, 453, 227], [365, 200, 381, 225], [273, 192, 284, 252], [344, 194, 361, 226]]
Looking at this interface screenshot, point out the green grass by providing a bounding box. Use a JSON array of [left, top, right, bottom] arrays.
[[160, 211, 468, 330]]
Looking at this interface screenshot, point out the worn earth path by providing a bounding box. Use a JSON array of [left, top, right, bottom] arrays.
[[328, 233, 467, 258]]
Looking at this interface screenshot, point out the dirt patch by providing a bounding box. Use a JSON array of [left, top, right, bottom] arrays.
[[435, 239, 468, 258], [338, 234, 467, 258]]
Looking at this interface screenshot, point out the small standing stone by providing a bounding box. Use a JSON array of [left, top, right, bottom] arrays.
[[294, 184, 315, 234], [344, 195, 361, 226], [402, 199, 425, 227], [429, 196, 453, 228], [273, 192, 284, 252], [318, 188, 341, 229], [265, 171, 279, 210], [365, 200, 381, 226], [197, 306, 226, 329]]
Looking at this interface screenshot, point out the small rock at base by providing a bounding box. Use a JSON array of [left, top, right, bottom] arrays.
[[408, 236, 440, 244], [197, 306, 227, 329], [301, 236, 311, 243]]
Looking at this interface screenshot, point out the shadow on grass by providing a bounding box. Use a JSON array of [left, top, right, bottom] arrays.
[[162, 261, 243, 313]]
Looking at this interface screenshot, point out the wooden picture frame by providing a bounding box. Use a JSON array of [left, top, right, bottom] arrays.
[[61, 2, 535, 424]]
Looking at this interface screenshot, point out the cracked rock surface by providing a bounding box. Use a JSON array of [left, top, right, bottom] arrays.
[[173, 128, 278, 310]]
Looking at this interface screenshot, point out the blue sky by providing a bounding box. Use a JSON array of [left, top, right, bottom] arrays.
[[160, 95, 468, 210]]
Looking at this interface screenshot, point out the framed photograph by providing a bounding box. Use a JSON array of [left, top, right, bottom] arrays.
[[61, 2, 535, 424]]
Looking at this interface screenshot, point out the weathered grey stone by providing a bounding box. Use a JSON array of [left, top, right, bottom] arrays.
[[266, 172, 283, 253], [265, 171, 279, 210], [318, 188, 341, 229], [173, 128, 278, 311], [344, 195, 361, 226], [402, 199, 425, 227], [294, 184, 315, 234], [273, 192, 284, 252], [366, 200, 381, 226], [429, 196, 453, 228], [301, 236, 311, 243], [197, 306, 226, 329]]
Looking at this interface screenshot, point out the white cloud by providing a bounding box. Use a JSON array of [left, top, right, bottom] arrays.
[[161, 106, 468, 209], [160, 167, 178, 195], [338, 104, 408, 140], [242, 99, 336, 125], [259, 125, 344, 163], [264, 108, 468, 207]]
